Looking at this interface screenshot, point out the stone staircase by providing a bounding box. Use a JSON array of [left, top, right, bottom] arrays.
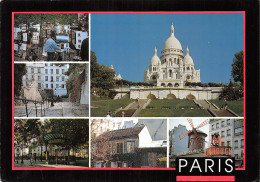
[[116, 109, 136, 117], [116, 99, 148, 117], [213, 109, 235, 117], [196, 100, 237, 117]]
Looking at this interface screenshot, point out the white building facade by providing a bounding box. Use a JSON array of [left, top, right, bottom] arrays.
[[209, 119, 244, 160], [44, 63, 69, 96], [22, 63, 69, 96], [22, 63, 44, 90], [144, 24, 200, 88]]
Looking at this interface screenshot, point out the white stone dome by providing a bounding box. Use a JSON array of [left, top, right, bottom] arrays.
[[183, 47, 194, 65], [162, 24, 182, 50], [150, 47, 161, 65]]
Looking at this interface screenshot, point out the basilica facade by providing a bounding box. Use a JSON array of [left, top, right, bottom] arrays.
[[144, 24, 200, 88]]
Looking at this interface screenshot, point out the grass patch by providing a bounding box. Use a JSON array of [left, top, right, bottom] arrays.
[[209, 100, 244, 116], [137, 108, 211, 117], [137, 99, 210, 117], [91, 94, 111, 101], [91, 97, 134, 117], [147, 99, 200, 109]]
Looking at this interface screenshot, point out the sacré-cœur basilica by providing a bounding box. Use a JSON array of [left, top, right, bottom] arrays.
[[113, 24, 222, 100]]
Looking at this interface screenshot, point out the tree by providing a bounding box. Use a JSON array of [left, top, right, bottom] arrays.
[[219, 81, 243, 101], [14, 14, 78, 27], [91, 51, 116, 97], [48, 119, 89, 161], [231, 50, 244, 84], [14, 119, 42, 163], [14, 64, 27, 97], [65, 64, 86, 92]]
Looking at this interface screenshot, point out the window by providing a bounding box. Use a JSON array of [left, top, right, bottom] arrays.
[[62, 69, 65, 74], [241, 151, 244, 158], [116, 143, 123, 154], [187, 67, 190, 70], [38, 76, 41, 80], [126, 141, 135, 153], [62, 76, 65, 81], [221, 121, 225, 127], [51, 84, 53, 88], [241, 139, 244, 148], [216, 123, 219, 129], [31, 68, 34, 73], [38, 68, 41, 73], [234, 140, 238, 148], [62, 84, 64, 88], [234, 154, 239, 159], [56, 69, 59, 74], [45, 63, 48, 66], [227, 129, 231, 136], [56, 76, 59, 81], [45, 76, 48, 81], [174, 58, 176, 63], [32, 75, 34, 80], [221, 142, 224, 146], [227, 119, 231, 125], [46, 84, 48, 88], [51, 76, 53, 82], [56, 84, 59, 88], [227, 141, 230, 146], [234, 119, 244, 136], [234, 128, 243, 136], [211, 124, 214, 130], [221, 131, 225, 137], [38, 83, 41, 89], [45, 69, 48, 74], [51, 69, 53, 74], [169, 70, 172, 77], [50, 63, 53, 66]]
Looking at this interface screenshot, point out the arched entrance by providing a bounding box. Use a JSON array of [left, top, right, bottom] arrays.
[[186, 94, 196, 100], [167, 83, 173, 87], [167, 94, 176, 99], [161, 83, 166, 87], [147, 94, 156, 99], [174, 83, 179, 87]]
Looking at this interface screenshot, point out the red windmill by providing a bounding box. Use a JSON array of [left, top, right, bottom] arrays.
[[179, 118, 209, 150]]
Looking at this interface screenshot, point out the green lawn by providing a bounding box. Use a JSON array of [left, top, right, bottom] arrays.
[[209, 100, 244, 116], [146, 99, 200, 109], [137, 99, 211, 117], [91, 96, 134, 117], [138, 108, 211, 117]]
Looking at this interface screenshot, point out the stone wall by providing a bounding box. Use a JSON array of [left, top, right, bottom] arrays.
[[129, 87, 221, 100]]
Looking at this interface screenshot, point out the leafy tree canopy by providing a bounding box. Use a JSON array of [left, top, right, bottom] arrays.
[[219, 81, 243, 101], [231, 50, 243, 84], [14, 14, 78, 27], [14, 64, 27, 97], [91, 51, 116, 97]]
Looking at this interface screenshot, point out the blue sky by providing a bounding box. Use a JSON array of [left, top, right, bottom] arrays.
[[91, 13, 244, 83]]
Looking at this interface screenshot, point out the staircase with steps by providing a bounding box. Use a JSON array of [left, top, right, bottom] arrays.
[[116, 99, 148, 117], [196, 100, 237, 117], [212, 109, 236, 117]]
